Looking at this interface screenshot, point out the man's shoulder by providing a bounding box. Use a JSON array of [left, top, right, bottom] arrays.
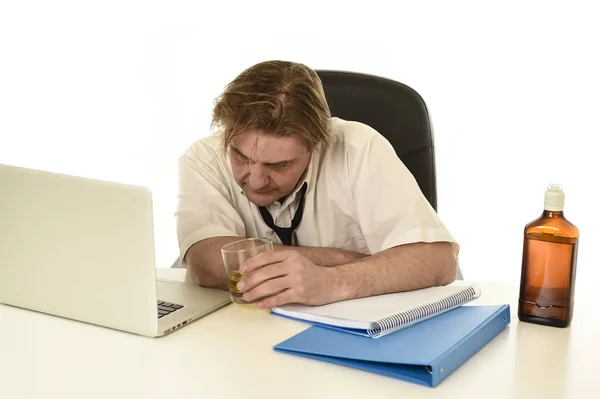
[[182, 134, 223, 163], [180, 134, 232, 184], [328, 117, 389, 153]]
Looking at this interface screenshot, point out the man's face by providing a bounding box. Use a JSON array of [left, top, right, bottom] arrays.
[[229, 130, 311, 207]]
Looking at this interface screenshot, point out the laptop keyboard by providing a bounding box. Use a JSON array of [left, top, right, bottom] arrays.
[[157, 301, 184, 318]]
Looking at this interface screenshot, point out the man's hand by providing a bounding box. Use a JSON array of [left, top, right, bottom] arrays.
[[236, 250, 340, 308]]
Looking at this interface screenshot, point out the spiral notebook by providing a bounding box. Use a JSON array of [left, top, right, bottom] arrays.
[[271, 282, 481, 338]]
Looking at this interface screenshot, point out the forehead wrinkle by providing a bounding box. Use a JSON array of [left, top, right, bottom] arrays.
[[248, 135, 268, 163], [235, 131, 305, 164]]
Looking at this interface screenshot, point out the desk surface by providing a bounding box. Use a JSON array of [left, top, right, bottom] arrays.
[[1, 269, 597, 399]]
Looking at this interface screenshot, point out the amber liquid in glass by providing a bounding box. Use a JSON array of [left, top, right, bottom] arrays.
[[227, 270, 246, 302], [518, 211, 579, 327]]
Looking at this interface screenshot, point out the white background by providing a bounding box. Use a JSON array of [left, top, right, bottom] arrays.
[[1, 1, 598, 295]]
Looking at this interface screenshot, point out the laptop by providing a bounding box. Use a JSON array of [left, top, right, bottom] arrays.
[[0, 163, 231, 337]]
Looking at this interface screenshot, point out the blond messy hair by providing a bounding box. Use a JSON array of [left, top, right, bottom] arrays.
[[212, 60, 331, 154]]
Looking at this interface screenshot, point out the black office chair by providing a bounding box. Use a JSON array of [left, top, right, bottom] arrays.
[[316, 70, 437, 210]]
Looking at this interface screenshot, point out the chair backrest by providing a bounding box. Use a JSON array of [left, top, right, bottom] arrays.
[[315, 70, 437, 211]]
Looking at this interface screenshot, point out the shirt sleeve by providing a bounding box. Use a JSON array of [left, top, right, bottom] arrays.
[[176, 143, 245, 261], [349, 131, 459, 256]]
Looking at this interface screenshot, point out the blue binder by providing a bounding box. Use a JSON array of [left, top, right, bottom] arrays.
[[273, 305, 510, 387]]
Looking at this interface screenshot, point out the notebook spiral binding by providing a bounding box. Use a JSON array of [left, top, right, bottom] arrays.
[[366, 285, 481, 338]]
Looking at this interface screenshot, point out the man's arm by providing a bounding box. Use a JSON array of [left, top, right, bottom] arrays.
[[330, 241, 457, 301], [183, 237, 240, 289], [237, 241, 457, 308], [277, 244, 368, 267], [183, 237, 368, 289]]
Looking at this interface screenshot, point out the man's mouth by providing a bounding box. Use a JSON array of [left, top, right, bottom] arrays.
[[253, 190, 273, 195]]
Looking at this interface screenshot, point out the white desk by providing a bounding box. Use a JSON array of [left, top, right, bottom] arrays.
[[1, 269, 597, 399]]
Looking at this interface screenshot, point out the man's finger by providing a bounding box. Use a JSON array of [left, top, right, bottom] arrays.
[[241, 249, 291, 274], [237, 261, 288, 292], [256, 288, 297, 309], [242, 275, 293, 303]]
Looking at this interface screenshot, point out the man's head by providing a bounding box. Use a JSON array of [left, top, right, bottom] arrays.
[[212, 60, 331, 206]]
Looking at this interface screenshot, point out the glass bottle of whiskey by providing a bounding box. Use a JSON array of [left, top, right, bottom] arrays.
[[518, 184, 579, 327]]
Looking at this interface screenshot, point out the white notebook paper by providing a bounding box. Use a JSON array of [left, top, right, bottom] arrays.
[[271, 281, 481, 338]]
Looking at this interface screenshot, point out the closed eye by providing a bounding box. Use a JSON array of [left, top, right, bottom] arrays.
[[232, 148, 251, 163], [268, 162, 290, 170]]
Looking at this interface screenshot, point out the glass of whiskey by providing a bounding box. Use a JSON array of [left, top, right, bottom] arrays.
[[221, 238, 273, 304]]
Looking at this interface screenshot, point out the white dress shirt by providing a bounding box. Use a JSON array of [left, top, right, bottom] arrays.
[[176, 117, 459, 261]]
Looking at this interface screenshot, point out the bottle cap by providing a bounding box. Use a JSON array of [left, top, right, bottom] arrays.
[[544, 183, 564, 211]]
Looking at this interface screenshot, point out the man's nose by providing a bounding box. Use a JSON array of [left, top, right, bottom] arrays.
[[247, 165, 270, 191]]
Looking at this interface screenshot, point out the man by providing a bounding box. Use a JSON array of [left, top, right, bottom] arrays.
[[177, 60, 459, 309]]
